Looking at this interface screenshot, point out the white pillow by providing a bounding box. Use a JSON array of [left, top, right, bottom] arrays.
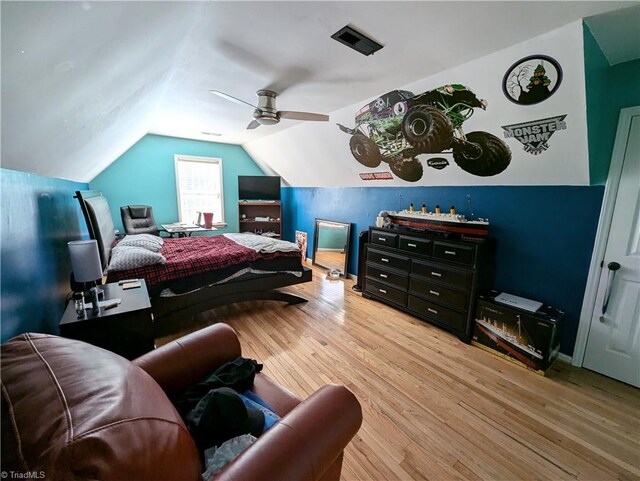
[[118, 234, 164, 252], [107, 245, 166, 272]]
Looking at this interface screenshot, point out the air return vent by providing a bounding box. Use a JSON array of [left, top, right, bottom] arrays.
[[331, 25, 384, 56]]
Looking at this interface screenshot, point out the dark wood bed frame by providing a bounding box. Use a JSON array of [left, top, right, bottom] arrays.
[[74, 190, 312, 329]]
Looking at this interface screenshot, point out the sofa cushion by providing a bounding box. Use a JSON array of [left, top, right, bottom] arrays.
[[1, 333, 202, 481]]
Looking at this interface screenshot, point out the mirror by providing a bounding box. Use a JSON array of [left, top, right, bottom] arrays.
[[312, 219, 351, 277]]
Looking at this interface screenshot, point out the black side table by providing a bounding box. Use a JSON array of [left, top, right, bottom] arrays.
[[59, 280, 153, 360]]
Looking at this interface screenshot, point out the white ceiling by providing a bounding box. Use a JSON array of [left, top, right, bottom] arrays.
[[1, 1, 638, 183]]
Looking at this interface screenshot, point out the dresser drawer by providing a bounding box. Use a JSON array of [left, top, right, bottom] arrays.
[[367, 248, 410, 272], [365, 279, 407, 306], [398, 236, 432, 256], [370, 230, 398, 248], [366, 264, 408, 290], [408, 278, 468, 310], [411, 259, 472, 291], [432, 241, 475, 266], [407, 296, 466, 332]]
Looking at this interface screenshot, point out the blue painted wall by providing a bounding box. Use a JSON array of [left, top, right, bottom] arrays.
[[584, 24, 640, 185], [1, 169, 88, 341], [90, 134, 265, 234], [283, 185, 603, 355]]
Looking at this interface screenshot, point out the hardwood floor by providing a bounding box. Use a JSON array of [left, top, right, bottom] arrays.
[[157, 268, 640, 481]]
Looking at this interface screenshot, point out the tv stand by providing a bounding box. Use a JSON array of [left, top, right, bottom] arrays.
[[238, 201, 282, 238]]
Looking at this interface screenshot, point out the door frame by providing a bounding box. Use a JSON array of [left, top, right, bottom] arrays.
[[573, 106, 640, 366]]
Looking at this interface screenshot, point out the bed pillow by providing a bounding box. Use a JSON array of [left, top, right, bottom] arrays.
[[118, 234, 164, 252], [108, 245, 166, 272]]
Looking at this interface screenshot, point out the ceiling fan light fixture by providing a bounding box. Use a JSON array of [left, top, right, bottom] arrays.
[[253, 108, 279, 125], [257, 117, 278, 126], [331, 25, 384, 56]]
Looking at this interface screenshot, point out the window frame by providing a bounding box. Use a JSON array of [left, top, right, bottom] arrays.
[[174, 154, 226, 226]]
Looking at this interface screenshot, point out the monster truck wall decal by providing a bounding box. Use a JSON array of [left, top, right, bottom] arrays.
[[337, 85, 512, 182]]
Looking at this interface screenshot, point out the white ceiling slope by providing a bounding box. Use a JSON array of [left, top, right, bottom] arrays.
[[1, 1, 637, 183]]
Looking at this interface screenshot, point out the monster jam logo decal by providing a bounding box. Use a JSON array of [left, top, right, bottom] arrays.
[[502, 115, 567, 155], [337, 85, 512, 182], [502, 55, 563, 106]]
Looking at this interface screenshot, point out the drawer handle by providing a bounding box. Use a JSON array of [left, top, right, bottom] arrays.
[[429, 290, 440, 296], [407, 243, 417, 247], [379, 273, 388, 278], [427, 308, 439, 315], [431, 271, 442, 277], [381, 258, 389, 263], [379, 289, 387, 294], [444, 250, 456, 256], [378, 237, 386, 242]]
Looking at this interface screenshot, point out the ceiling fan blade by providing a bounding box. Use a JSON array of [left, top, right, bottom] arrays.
[[279, 111, 329, 122], [246, 120, 261, 130], [209, 90, 256, 109], [265, 67, 313, 96]]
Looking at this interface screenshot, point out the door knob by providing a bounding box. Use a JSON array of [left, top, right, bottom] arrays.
[[601, 261, 621, 318]]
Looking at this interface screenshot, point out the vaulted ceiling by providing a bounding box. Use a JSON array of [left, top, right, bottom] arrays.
[[1, 1, 638, 183]]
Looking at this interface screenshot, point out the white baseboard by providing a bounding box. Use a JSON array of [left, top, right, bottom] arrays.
[[557, 352, 573, 364]]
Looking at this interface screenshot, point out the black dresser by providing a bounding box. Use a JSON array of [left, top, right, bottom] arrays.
[[363, 227, 493, 341]]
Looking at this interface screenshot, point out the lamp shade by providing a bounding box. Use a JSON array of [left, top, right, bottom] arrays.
[[68, 240, 103, 283]]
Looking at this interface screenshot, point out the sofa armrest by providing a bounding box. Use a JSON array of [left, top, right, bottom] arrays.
[[212, 384, 362, 481], [134, 323, 242, 394]]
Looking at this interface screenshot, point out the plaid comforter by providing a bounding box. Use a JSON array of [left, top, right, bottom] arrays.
[[105, 235, 301, 287]]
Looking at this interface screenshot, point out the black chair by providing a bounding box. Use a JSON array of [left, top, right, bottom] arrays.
[[120, 205, 159, 236]]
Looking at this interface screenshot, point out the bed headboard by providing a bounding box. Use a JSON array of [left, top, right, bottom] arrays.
[[74, 190, 117, 270]]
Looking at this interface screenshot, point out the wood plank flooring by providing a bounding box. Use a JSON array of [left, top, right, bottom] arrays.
[[157, 268, 640, 481]]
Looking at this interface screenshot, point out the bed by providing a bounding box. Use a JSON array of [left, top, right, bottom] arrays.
[[74, 190, 312, 329]]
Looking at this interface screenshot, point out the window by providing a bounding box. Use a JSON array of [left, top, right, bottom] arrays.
[[174, 155, 225, 225]]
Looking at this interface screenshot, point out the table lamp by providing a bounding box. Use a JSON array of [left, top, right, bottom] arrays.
[[68, 240, 103, 295]]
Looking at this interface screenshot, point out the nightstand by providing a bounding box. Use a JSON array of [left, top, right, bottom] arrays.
[[59, 280, 154, 360]]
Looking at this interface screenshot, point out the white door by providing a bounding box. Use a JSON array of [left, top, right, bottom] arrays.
[[583, 112, 640, 387]]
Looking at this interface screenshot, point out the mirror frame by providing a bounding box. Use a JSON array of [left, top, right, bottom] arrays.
[[312, 218, 351, 277]]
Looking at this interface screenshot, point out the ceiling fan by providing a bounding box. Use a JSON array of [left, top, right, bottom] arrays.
[[209, 89, 329, 129]]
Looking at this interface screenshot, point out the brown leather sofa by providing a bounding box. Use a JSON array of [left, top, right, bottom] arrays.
[[1, 323, 362, 481]]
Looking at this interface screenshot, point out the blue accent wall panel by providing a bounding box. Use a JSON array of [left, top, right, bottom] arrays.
[[1, 169, 89, 341], [90, 134, 265, 234], [284, 185, 604, 355]]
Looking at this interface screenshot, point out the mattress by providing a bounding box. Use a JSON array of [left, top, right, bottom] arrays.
[[105, 235, 303, 296]]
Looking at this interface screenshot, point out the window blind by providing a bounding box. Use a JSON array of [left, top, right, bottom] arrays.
[[175, 156, 224, 224]]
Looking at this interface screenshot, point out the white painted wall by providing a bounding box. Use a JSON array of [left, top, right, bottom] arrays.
[[245, 21, 589, 187]]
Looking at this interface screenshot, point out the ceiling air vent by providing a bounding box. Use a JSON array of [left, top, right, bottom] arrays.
[[331, 25, 383, 56]]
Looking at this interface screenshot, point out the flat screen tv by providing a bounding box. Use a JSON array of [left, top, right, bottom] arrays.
[[238, 175, 281, 201]]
